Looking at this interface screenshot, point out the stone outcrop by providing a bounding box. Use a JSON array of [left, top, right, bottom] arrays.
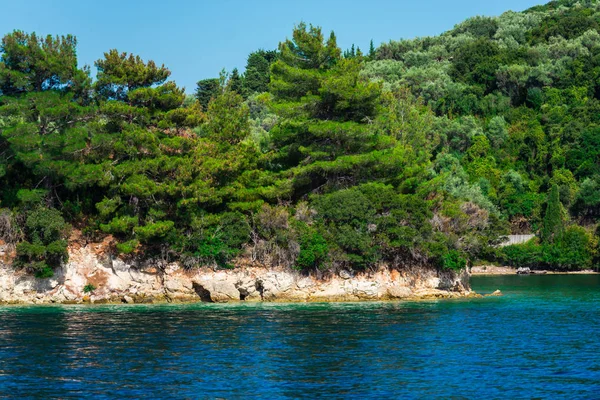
[[485, 289, 503, 297], [0, 237, 475, 304]]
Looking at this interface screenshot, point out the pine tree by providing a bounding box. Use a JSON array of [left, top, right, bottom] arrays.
[[0, 31, 87, 95], [95, 49, 170, 102], [268, 23, 382, 193], [0, 31, 95, 204]]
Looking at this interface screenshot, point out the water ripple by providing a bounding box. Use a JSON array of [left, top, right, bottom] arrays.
[[0, 275, 598, 398]]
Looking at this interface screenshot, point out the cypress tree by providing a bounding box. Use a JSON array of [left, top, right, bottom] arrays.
[[368, 39, 376, 60], [243, 49, 277, 95], [195, 78, 221, 110], [542, 184, 563, 243], [228, 68, 244, 95]]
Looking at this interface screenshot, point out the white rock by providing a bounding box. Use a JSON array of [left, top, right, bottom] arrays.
[[0, 239, 472, 303]]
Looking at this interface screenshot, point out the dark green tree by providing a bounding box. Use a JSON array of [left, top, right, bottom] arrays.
[[0, 31, 89, 96], [228, 68, 244, 94], [243, 49, 278, 94], [205, 89, 249, 145], [0, 31, 95, 207], [368, 39, 376, 60], [542, 184, 564, 243], [95, 49, 170, 101], [195, 78, 221, 110], [16, 207, 70, 278], [343, 44, 356, 59]]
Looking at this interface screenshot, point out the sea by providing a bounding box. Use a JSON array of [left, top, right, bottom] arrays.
[[0, 274, 599, 399]]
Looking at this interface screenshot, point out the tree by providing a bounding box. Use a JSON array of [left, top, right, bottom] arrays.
[[269, 23, 381, 178], [5, 0, 600, 277], [572, 177, 600, 217], [542, 184, 564, 243], [451, 38, 502, 90], [243, 49, 277, 94], [0, 31, 95, 206], [228, 68, 244, 94], [195, 78, 221, 110], [95, 49, 170, 101], [486, 116, 508, 148], [277, 22, 340, 70], [344, 44, 353, 58], [205, 89, 249, 145], [368, 39, 376, 60], [16, 207, 69, 278], [0, 31, 88, 96]]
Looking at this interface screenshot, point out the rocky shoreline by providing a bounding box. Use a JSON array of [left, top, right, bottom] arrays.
[[0, 237, 477, 305], [471, 265, 599, 275]]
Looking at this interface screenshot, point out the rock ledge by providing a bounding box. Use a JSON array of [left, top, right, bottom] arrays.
[[0, 240, 474, 304]]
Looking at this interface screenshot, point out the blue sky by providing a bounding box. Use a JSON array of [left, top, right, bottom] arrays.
[[0, 0, 545, 93]]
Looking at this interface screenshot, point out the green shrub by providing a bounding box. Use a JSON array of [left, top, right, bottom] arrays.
[[296, 231, 328, 271], [100, 215, 139, 234], [83, 283, 96, 293], [116, 239, 139, 254], [550, 226, 592, 270], [175, 212, 251, 268], [134, 220, 175, 242], [25, 208, 69, 244], [35, 266, 55, 279], [442, 250, 467, 271], [502, 227, 593, 270], [15, 207, 69, 278], [502, 241, 542, 269], [16, 189, 48, 207]]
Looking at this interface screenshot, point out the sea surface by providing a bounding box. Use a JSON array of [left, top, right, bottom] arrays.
[[0, 274, 599, 399]]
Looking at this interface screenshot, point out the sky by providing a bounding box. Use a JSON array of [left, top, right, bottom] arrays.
[[0, 0, 546, 93]]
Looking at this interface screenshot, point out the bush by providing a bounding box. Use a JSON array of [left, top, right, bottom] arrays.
[[83, 283, 96, 293], [295, 231, 328, 271], [502, 241, 542, 269], [116, 239, 139, 254], [134, 220, 175, 242], [549, 226, 592, 270], [15, 208, 69, 278], [502, 226, 594, 270], [442, 250, 467, 271], [100, 215, 139, 234], [313, 188, 378, 270], [175, 212, 251, 268]]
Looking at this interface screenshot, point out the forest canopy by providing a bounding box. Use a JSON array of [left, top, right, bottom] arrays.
[[1, 0, 600, 277]]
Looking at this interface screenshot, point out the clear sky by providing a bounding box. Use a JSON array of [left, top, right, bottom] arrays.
[[0, 0, 546, 93]]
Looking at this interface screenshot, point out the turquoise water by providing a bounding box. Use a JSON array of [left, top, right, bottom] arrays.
[[0, 275, 599, 399]]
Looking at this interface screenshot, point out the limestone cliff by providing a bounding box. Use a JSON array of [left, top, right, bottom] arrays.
[[0, 236, 474, 304]]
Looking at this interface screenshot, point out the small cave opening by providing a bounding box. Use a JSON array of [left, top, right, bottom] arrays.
[[192, 282, 213, 302], [255, 280, 265, 301], [238, 288, 248, 301]]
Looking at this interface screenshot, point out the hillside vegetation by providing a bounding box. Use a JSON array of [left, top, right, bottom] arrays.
[[1, 0, 599, 277]]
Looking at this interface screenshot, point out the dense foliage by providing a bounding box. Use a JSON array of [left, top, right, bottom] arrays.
[[1, 0, 600, 277]]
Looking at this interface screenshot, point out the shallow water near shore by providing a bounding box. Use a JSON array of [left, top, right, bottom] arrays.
[[0, 275, 599, 398]]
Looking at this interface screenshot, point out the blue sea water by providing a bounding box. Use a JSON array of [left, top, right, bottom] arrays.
[[0, 274, 599, 399]]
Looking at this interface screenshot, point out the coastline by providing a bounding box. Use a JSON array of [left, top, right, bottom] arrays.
[[0, 266, 478, 305], [0, 292, 483, 306], [471, 265, 599, 275], [0, 237, 476, 305]]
